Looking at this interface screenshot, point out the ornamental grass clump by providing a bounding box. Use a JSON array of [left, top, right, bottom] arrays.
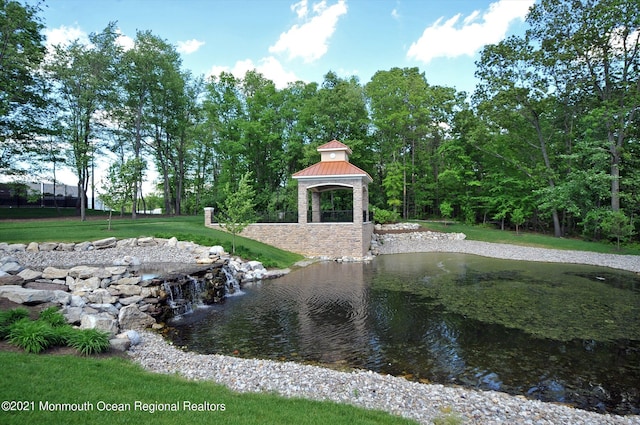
[[1, 307, 111, 355], [67, 328, 111, 355], [0, 307, 29, 338], [39, 306, 67, 328], [8, 318, 56, 354]]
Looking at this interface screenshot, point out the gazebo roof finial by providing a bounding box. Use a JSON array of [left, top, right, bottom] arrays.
[[317, 139, 353, 155]]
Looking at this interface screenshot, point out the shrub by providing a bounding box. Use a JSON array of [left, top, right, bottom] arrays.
[[67, 328, 111, 355], [0, 307, 29, 338], [8, 319, 55, 354], [371, 206, 400, 224]]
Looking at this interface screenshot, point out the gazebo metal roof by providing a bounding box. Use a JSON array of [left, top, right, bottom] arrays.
[[292, 140, 372, 183]]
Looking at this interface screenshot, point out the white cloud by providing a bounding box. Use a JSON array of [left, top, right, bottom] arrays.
[[257, 56, 301, 88], [115, 29, 135, 51], [44, 25, 135, 52], [269, 0, 347, 63], [176, 38, 205, 54], [43, 25, 89, 48], [391, 8, 400, 20], [206, 57, 301, 89], [407, 0, 535, 63], [291, 0, 308, 19]]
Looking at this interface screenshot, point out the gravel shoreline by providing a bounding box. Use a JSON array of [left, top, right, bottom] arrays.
[[7, 237, 640, 424], [374, 235, 640, 273], [129, 331, 639, 425]]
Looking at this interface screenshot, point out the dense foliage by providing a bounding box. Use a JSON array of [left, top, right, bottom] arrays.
[[2, 0, 639, 244]]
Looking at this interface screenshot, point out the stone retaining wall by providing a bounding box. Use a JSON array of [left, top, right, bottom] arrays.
[[206, 222, 373, 258], [204, 208, 373, 259]]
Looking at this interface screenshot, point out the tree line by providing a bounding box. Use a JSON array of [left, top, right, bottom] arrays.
[[1, 0, 639, 244]]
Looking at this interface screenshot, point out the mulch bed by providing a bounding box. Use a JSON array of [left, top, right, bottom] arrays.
[[0, 297, 126, 358]]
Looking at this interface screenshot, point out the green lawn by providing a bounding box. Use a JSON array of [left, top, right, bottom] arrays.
[[0, 212, 303, 269], [417, 220, 640, 255], [1, 209, 636, 267], [0, 352, 418, 425]]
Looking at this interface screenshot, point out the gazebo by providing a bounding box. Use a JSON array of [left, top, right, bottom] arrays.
[[292, 140, 372, 225], [205, 139, 374, 258]]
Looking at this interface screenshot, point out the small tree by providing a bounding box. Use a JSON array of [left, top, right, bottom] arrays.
[[217, 172, 256, 254], [511, 208, 525, 235], [99, 159, 140, 230], [600, 210, 635, 250], [439, 201, 453, 226]]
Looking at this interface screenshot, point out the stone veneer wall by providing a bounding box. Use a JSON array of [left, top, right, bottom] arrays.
[[204, 208, 373, 258]]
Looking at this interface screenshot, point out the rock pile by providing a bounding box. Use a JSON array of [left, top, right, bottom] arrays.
[[0, 237, 286, 349], [370, 223, 466, 255]]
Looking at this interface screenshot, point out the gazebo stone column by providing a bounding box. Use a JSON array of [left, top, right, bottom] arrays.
[[297, 181, 308, 224], [311, 191, 321, 223], [352, 179, 363, 224]]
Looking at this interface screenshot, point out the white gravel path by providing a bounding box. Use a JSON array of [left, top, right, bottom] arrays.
[[129, 331, 640, 425], [374, 234, 640, 273]]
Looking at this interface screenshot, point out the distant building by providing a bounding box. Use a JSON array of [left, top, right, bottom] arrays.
[[0, 181, 98, 208]]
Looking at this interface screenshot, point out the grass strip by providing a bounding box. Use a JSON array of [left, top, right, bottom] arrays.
[[0, 352, 417, 425], [416, 220, 640, 255]]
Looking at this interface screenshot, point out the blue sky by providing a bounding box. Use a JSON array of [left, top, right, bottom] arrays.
[[40, 0, 536, 95]]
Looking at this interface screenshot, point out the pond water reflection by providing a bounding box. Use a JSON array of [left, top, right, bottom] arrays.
[[167, 253, 640, 415]]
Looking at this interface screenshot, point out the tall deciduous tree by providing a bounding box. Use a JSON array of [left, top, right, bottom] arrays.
[[527, 0, 640, 212], [366, 67, 461, 218], [475, 36, 565, 237], [45, 23, 122, 221], [0, 0, 46, 177]]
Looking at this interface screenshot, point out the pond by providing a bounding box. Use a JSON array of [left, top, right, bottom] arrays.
[[166, 253, 640, 415]]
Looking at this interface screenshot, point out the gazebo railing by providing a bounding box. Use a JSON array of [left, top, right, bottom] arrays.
[[233, 210, 373, 224], [255, 210, 298, 223], [309, 210, 354, 223]]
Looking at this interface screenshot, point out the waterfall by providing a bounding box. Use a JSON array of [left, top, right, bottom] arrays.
[[163, 279, 199, 317], [162, 264, 243, 318], [222, 264, 243, 296]]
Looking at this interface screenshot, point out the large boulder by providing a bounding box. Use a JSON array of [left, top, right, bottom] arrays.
[[74, 241, 93, 251], [69, 276, 101, 292], [0, 285, 70, 305], [118, 304, 155, 330], [38, 242, 58, 251], [42, 267, 69, 280], [84, 288, 117, 304], [116, 276, 141, 286], [62, 306, 83, 324], [209, 245, 226, 255], [93, 237, 117, 249], [17, 269, 43, 281], [0, 275, 24, 286], [136, 237, 157, 247], [68, 266, 111, 279], [0, 259, 22, 274], [110, 284, 142, 296], [80, 313, 119, 335], [119, 295, 143, 306]]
